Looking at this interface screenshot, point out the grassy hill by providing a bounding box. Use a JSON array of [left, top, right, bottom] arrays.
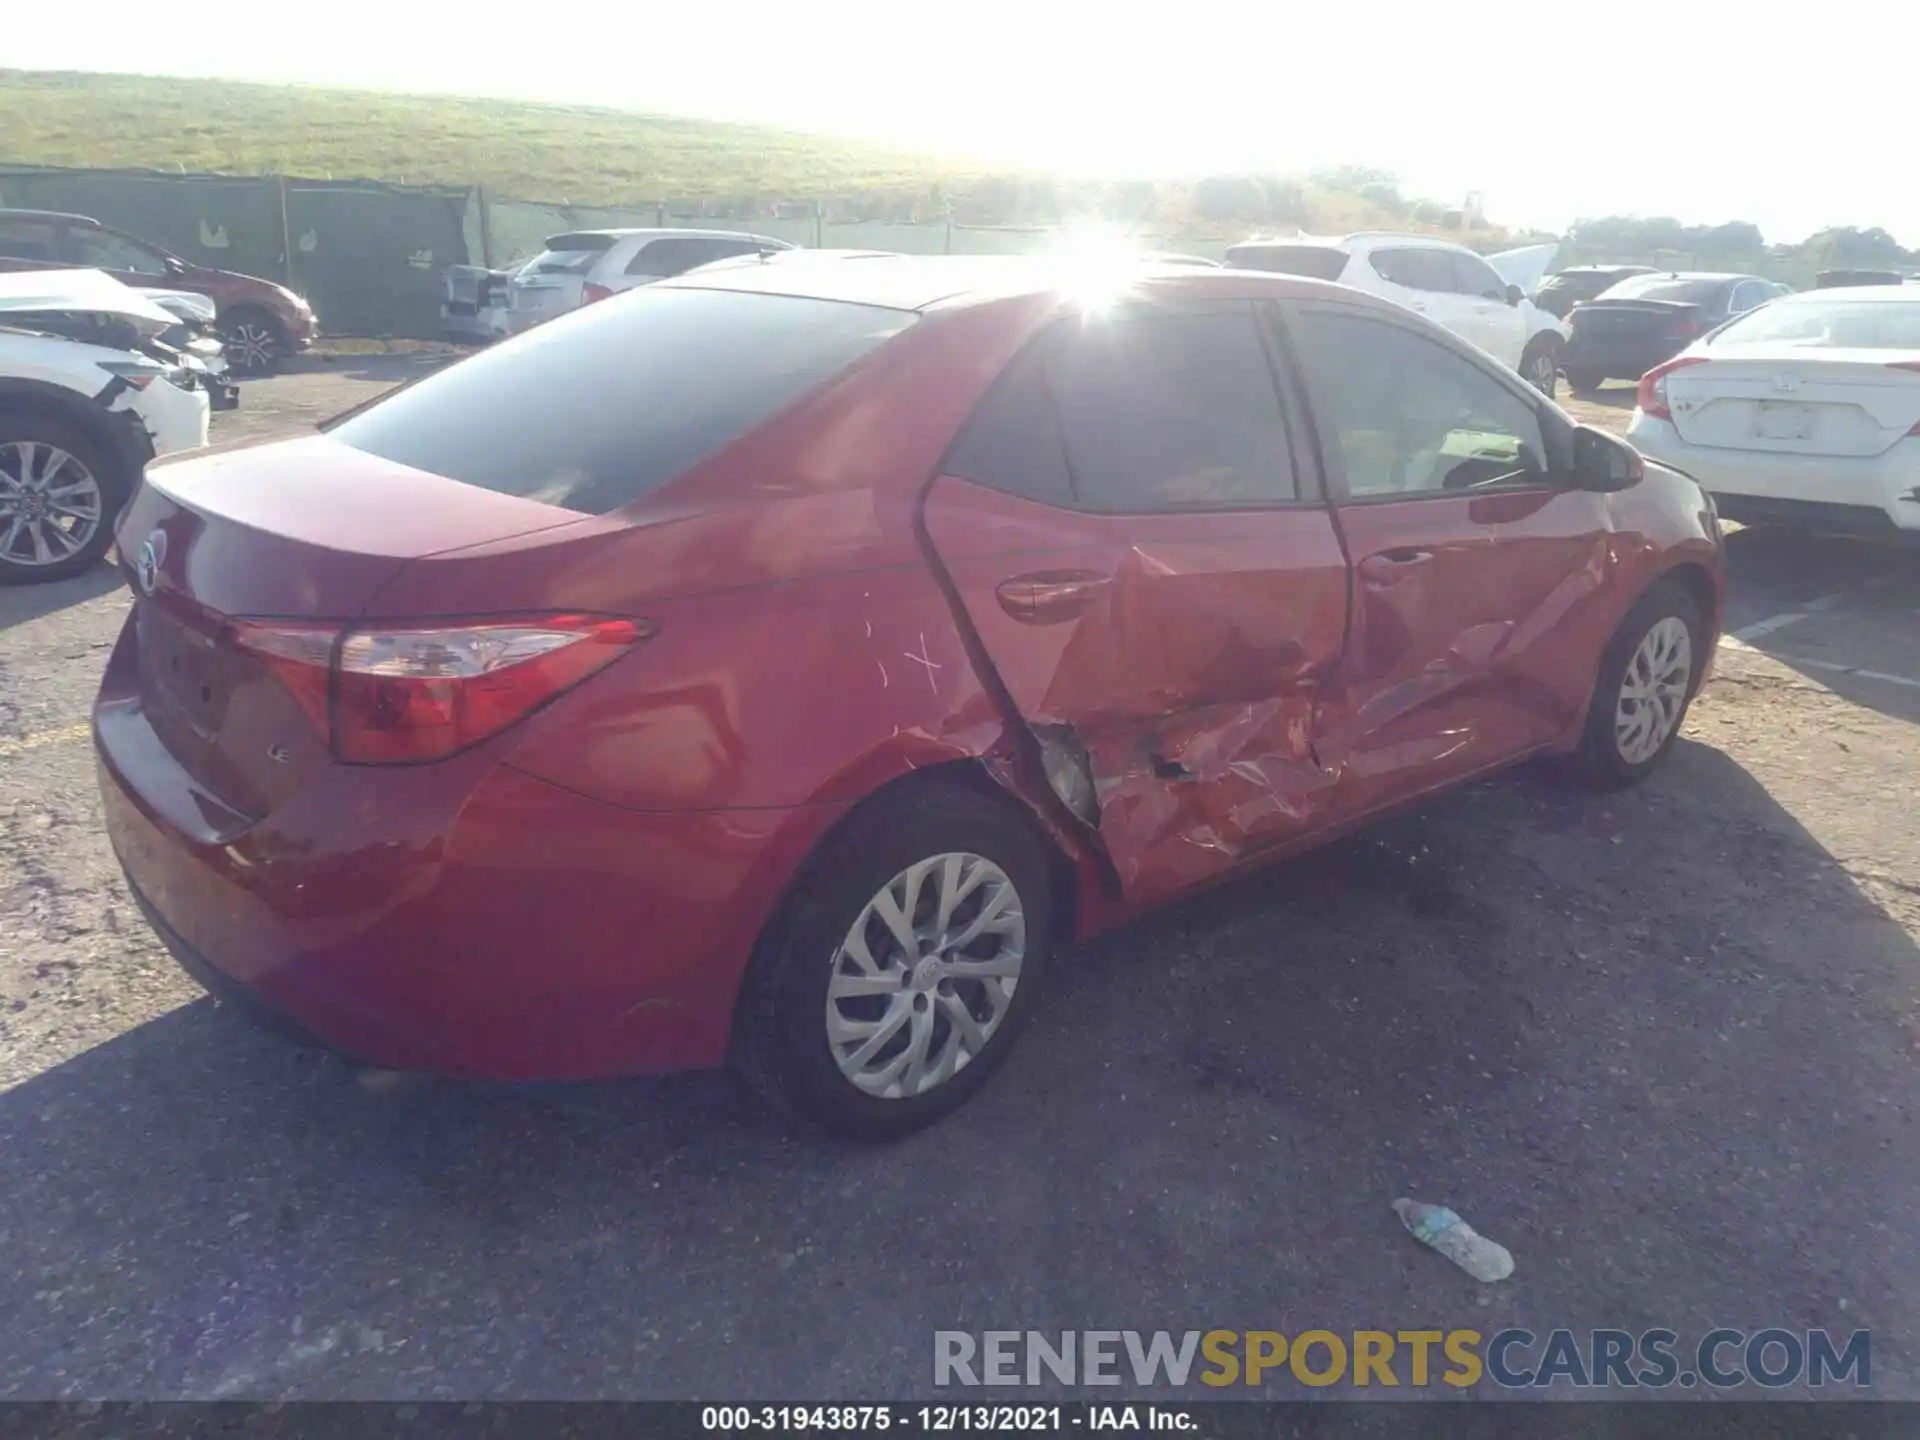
[[0, 69, 978, 203], [0, 68, 1518, 245]]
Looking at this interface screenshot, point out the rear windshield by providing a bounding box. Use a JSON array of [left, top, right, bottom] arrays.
[[1224, 244, 1349, 282], [1714, 297, 1920, 350], [329, 286, 914, 513], [1596, 275, 1727, 303]]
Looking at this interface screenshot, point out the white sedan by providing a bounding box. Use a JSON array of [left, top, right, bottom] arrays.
[[1627, 285, 1920, 540]]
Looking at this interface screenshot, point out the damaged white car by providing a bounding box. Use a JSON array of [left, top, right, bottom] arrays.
[[0, 269, 213, 584]]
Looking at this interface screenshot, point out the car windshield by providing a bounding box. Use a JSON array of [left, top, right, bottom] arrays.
[[1714, 297, 1920, 350], [518, 236, 616, 276], [329, 285, 914, 514], [1597, 276, 1728, 303]]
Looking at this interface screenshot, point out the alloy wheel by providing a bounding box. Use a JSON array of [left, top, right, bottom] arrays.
[[225, 321, 279, 372], [826, 852, 1026, 1099], [0, 441, 104, 569], [1614, 616, 1692, 764], [1527, 350, 1558, 396]]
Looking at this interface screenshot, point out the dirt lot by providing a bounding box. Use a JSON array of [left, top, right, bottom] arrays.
[[2, 361, 1918, 1399]]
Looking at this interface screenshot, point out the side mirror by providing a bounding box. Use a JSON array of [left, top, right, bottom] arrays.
[[1505, 283, 1524, 306], [1570, 425, 1644, 492]]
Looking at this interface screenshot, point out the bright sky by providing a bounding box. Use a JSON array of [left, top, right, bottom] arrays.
[[9, 0, 1912, 246]]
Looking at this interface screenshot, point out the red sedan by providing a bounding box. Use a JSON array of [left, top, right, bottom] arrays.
[[94, 256, 1723, 1138]]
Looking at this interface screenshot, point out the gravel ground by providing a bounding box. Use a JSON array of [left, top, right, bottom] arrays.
[[1, 363, 1917, 1400]]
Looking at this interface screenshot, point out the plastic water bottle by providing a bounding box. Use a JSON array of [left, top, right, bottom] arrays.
[[1393, 1198, 1514, 1282]]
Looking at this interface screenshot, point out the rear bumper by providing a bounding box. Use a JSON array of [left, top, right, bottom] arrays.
[[1628, 415, 1920, 534], [94, 619, 840, 1078]]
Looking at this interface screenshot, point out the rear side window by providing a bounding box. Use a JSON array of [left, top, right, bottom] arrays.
[[1368, 248, 1456, 294], [0, 218, 61, 262], [942, 348, 1074, 506], [520, 234, 614, 276], [330, 287, 914, 514], [630, 237, 766, 278], [1225, 244, 1349, 282], [1044, 308, 1297, 510]]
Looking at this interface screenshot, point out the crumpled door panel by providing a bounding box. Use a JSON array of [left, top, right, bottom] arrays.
[[924, 476, 1348, 906]]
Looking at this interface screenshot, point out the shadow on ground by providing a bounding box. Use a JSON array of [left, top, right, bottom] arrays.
[[1, 743, 1914, 1398], [0, 565, 123, 634]]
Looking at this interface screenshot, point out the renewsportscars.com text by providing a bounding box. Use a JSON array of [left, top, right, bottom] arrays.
[[933, 1328, 1870, 1390]]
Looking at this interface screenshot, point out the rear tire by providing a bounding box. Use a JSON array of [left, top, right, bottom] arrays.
[[1571, 581, 1703, 789], [733, 781, 1055, 1140], [0, 410, 130, 585]]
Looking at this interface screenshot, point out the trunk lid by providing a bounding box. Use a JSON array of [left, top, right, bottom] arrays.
[[1665, 348, 1920, 456], [1571, 298, 1704, 343], [112, 437, 597, 818]]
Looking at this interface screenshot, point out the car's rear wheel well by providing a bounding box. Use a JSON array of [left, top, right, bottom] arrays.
[[810, 759, 1080, 943]]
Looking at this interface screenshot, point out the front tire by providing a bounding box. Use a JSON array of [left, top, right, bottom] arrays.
[[1572, 581, 1703, 788], [0, 411, 129, 585], [1521, 337, 1560, 399], [733, 781, 1055, 1140], [1566, 367, 1606, 395]]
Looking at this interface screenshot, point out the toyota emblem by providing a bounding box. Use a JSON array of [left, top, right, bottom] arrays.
[[134, 531, 166, 596]]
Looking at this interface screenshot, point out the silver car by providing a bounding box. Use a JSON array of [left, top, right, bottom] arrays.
[[504, 229, 793, 331]]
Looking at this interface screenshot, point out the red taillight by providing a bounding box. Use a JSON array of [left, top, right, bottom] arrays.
[[232, 614, 650, 764], [1636, 355, 1710, 421], [1663, 318, 1700, 340], [582, 282, 614, 305]]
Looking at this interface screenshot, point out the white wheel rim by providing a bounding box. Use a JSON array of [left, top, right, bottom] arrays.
[[1529, 352, 1557, 393], [826, 852, 1026, 1100], [0, 440, 103, 567], [1614, 616, 1692, 764]]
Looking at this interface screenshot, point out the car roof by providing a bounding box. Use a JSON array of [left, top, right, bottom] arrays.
[[0, 209, 99, 226], [665, 251, 1395, 314]]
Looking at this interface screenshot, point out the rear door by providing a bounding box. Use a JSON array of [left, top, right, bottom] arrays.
[[0, 215, 67, 275], [922, 302, 1350, 905], [1283, 301, 1615, 816]]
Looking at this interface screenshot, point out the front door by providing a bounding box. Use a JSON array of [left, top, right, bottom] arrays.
[[1283, 300, 1616, 818], [922, 302, 1350, 906], [1448, 250, 1529, 369], [63, 226, 178, 290]]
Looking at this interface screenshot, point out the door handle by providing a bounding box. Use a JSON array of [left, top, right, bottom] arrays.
[[1358, 549, 1433, 586], [994, 569, 1112, 624]]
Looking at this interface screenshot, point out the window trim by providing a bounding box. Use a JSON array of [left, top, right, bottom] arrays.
[[935, 299, 1330, 517], [1275, 298, 1571, 507]]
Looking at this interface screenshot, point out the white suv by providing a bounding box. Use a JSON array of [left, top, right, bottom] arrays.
[[505, 229, 794, 331], [1226, 233, 1569, 397], [1, 269, 211, 584]]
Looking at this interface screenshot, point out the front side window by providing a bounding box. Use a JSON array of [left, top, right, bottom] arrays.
[[1368, 248, 1456, 294], [330, 287, 913, 514], [1451, 252, 1509, 301], [1293, 309, 1547, 498], [631, 238, 767, 278], [1042, 308, 1298, 510], [69, 228, 171, 277]]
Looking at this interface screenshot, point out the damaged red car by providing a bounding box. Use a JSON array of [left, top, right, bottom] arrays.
[[95, 256, 1723, 1137]]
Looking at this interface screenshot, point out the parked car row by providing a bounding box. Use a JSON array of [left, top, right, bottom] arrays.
[[96, 252, 1723, 1136], [1224, 232, 1569, 397], [0, 268, 215, 583], [0, 209, 317, 374]]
